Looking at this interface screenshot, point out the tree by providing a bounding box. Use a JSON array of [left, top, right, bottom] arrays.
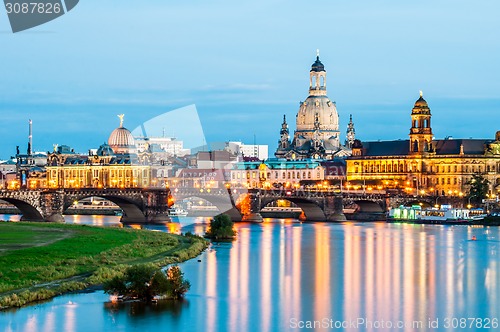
[[104, 264, 190, 301], [466, 173, 490, 205], [166, 266, 191, 299], [204, 214, 236, 240]]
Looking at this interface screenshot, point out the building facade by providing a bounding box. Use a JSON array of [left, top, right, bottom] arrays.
[[230, 159, 326, 189], [45, 116, 153, 189], [275, 53, 352, 160], [346, 93, 500, 196]]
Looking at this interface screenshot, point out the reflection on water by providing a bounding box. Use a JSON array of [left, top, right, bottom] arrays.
[[1, 219, 500, 332]]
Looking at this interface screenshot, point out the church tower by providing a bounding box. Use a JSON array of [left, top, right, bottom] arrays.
[[275, 51, 351, 160], [345, 114, 355, 148], [278, 115, 290, 150], [409, 91, 433, 154]]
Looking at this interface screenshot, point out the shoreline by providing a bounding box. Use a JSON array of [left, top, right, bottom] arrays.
[[0, 222, 209, 310]]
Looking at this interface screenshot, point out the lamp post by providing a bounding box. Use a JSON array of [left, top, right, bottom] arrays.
[[467, 196, 472, 209]]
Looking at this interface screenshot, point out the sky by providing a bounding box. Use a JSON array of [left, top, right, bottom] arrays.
[[1, 0, 500, 158]]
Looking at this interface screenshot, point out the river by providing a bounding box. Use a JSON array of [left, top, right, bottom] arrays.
[[1, 215, 500, 332]]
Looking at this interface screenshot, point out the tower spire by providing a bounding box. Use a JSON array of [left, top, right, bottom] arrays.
[[345, 114, 356, 149], [28, 119, 33, 155]]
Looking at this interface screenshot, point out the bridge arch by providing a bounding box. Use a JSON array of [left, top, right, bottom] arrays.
[[0, 198, 44, 221], [174, 193, 242, 221], [350, 200, 385, 213], [64, 195, 145, 223], [260, 197, 327, 221]]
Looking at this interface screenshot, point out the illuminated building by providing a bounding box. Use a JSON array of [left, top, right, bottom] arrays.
[[230, 160, 326, 189], [275, 52, 352, 160], [45, 116, 152, 189], [346, 92, 500, 196]]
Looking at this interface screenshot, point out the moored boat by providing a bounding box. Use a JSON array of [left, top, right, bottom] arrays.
[[168, 206, 188, 217], [388, 205, 473, 224]]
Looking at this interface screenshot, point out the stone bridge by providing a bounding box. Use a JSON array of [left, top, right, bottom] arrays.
[[172, 188, 243, 221], [173, 187, 453, 222], [173, 188, 346, 222], [0, 188, 171, 224]]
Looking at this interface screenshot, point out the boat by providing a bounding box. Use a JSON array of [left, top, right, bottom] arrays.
[[168, 206, 188, 217], [388, 205, 473, 224]]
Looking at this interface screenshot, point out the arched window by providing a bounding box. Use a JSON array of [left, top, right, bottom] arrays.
[[320, 76, 325, 87], [413, 140, 419, 152]]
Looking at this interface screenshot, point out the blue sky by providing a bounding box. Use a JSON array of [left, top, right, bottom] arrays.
[[1, 0, 500, 158]]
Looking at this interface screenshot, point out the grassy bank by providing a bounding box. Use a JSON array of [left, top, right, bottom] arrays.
[[0, 222, 208, 309]]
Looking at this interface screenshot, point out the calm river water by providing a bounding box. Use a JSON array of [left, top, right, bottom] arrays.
[[1, 215, 500, 332]]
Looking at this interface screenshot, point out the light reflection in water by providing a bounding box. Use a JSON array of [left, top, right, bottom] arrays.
[[1, 219, 500, 332]]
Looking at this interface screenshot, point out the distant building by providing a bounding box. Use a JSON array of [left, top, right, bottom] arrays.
[[135, 136, 190, 157], [222, 141, 268, 160], [190, 150, 238, 169], [346, 92, 500, 196], [230, 159, 326, 189], [275, 53, 352, 160]]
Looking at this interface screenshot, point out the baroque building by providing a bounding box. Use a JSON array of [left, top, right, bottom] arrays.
[[275, 53, 352, 160], [346, 93, 500, 196], [46, 116, 152, 189]]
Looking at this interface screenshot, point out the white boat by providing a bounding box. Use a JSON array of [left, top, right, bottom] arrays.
[[388, 205, 472, 224], [168, 206, 188, 217]]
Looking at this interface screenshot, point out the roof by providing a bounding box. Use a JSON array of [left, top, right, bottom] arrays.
[[359, 140, 410, 156], [433, 139, 487, 155], [311, 56, 325, 72], [197, 151, 235, 161], [357, 139, 491, 157], [233, 159, 323, 170]]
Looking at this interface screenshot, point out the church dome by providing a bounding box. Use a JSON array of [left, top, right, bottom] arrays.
[[414, 96, 428, 107], [311, 56, 325, 72], [108, 115, 136, 154], [414, 91, 429, 107], [97, 143, 115, 156]]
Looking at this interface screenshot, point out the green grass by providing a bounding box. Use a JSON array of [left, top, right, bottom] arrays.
[[0, 222, 208, 309], [0, 224, 71, 251]]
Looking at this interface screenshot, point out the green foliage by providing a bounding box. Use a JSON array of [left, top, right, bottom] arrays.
[[205, 214, 236, 240], [0, 223, 208, 309], [103, 264, 190, 301], [467, 173, 490, 205], [166, 266, 191, 300]]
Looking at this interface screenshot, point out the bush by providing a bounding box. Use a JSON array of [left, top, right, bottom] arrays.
[[103, 264, 190, 301], [204, 214, 236, 240]]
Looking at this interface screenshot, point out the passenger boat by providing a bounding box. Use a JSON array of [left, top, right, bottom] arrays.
[[168, 206, 188, 217], [388, 205, 475, 224]]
